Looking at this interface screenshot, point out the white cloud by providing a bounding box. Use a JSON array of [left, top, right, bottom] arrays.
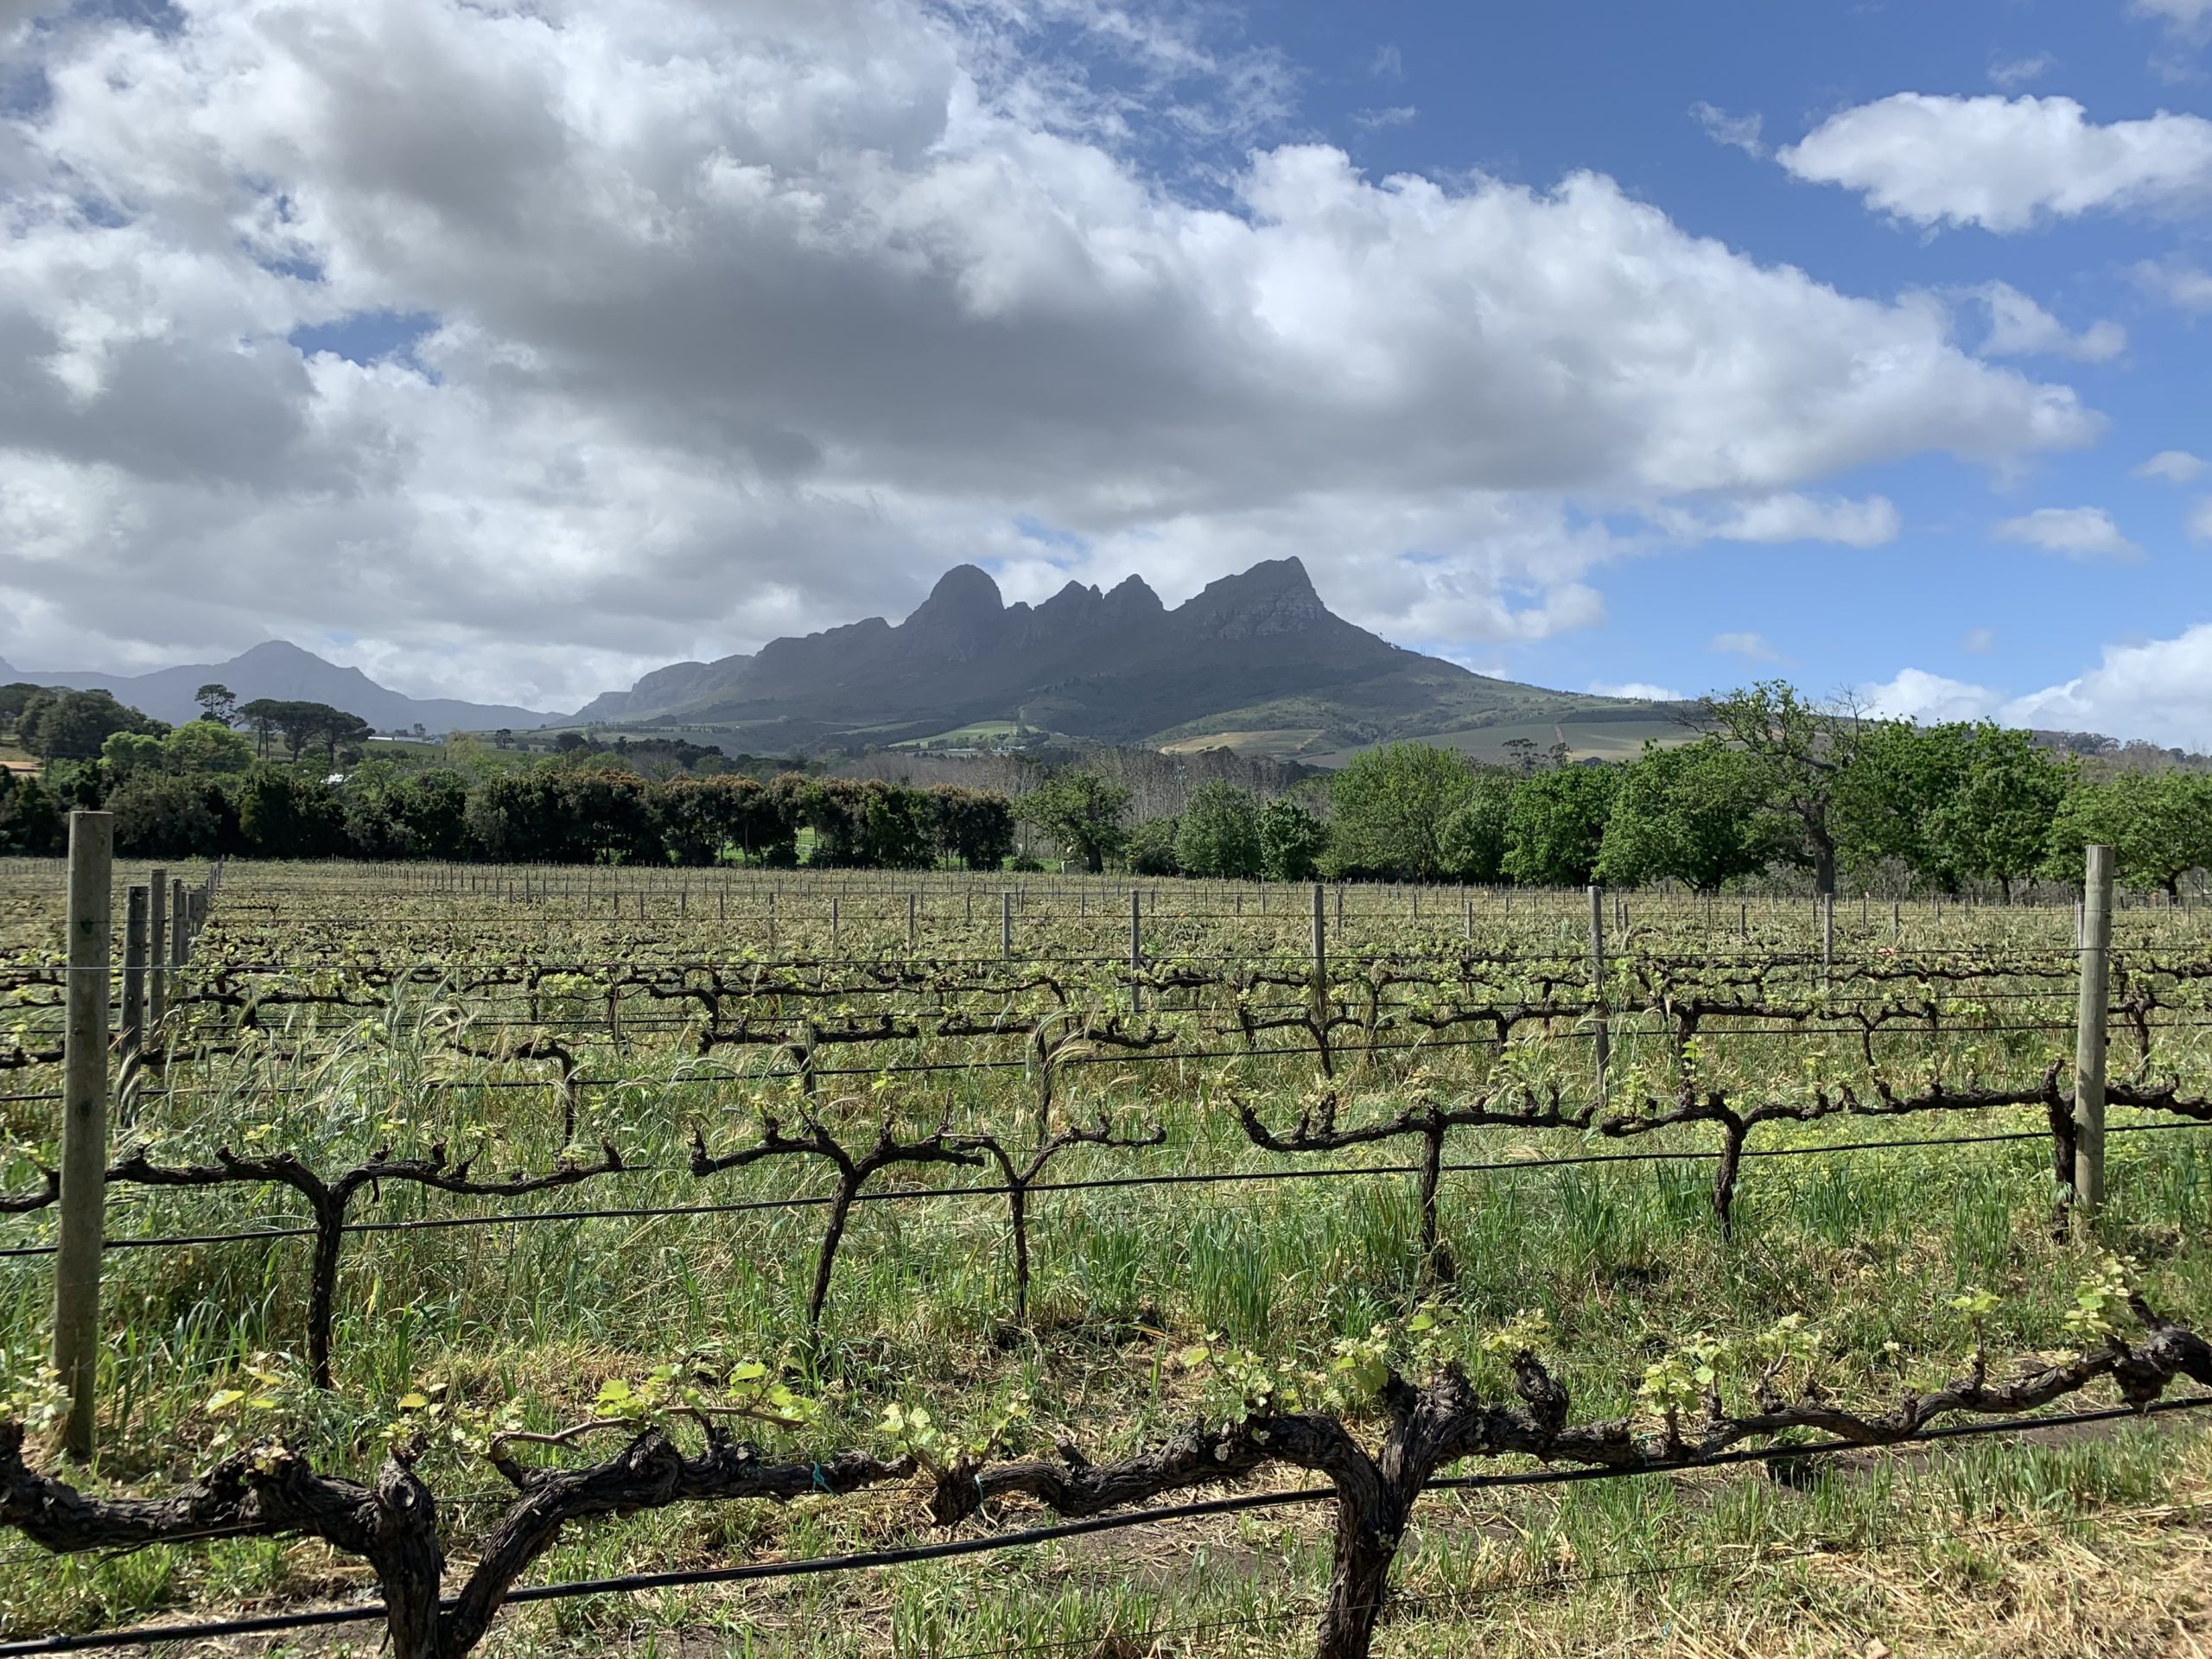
[[1992, 506, 2140, 560], [1862, 668, 2003, 723], [1588, 679, 1686, 702], [2004, 626, 2212, 747], [1369, 43, 1403, 79], [1879, 624, 2212, 748], [2134, 0, 2212, 40], [1967, 282, 2126, 362], [1709, 631, 1782, 662], [2134, 257, 2212, 311], [0, 1, 2105, 703], [2192, 498, 2212, 542], [1961, 626, 1996, 653], [1989, 54, 2055, 91], [1781, 94, 2212, 232], [1352, 105, 1416, 131], [1703, 492, 1900, 547], [2136, 448, 2208, 482], [1690, 101, 1765, 158]]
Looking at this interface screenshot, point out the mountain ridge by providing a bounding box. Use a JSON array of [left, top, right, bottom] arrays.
[[4, 640, 558, 734], [576, 557, 1663, 759]]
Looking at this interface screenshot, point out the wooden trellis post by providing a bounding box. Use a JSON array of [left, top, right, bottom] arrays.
[[54, 811, 112, 1459]]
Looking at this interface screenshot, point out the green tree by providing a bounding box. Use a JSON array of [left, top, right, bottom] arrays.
[[1700, 682, 1859, 895], [1174, 782, 1262, 879], [2044, 772, 2212, 897], [238, 768, 346, 856], [194, 683, 237, 725], [100, 729, 168, 780], [1832, 719, 1969, 888], [1438, 774, 1516, 882], [1595, 741, 1783, 891], [929, 787, 1015, 870], [0, 771, 64, 855], [110, 773, 234, 858], [16, 688, 163, 762], [1258, 796, 1328, 882], [1126, 816, 1180, 876], [0, 683, 42, 735], [1925, 725, 2072, 899], [1325, 743, 1474, 880], [164, 719, 256, 775], [1503, 765, 1619, 887], [1020, 770, 1133, 873]]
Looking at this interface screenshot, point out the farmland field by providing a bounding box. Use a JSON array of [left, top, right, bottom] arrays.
[[6, 861, 2212, 1656]]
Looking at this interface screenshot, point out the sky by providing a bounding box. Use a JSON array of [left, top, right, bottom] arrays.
[[0, 1, 2209, 743]]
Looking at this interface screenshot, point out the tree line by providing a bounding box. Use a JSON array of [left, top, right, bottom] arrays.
[[1019, 683, 2208, 897], [3, 677, 2199, 891], [0, 760, 1019, 869]]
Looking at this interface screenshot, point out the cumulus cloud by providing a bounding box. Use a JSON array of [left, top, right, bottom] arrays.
[[0, 1, 2105, 704], [2134, 257, 2212, 311], [1703, 492, 1900, 547], [2005, 626, 2212, 748], [1967, 283, 2126, 362], [1352, 105, 1416, 130], [1862, 668, 2003, 723], [2136, 449, 2208, 482], [1992, 507, 2140, 560], [2134, 0, 2212, 41], [1690, 101, 1764, 157], [1781, 94, 2212, 232], [1709, 631, 1782, 663], [1988, 54, 2055, 91], [1588, 679, 1687, 702]]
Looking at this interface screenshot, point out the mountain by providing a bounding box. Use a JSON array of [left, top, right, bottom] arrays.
[[570, 654, 753, 724], [7, 640, 558, 734], [575, 558, 1675, 761]]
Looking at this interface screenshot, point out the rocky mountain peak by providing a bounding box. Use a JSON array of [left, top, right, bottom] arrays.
[[898, 563, 1009, 662], [1174, 556, 1328, 639]]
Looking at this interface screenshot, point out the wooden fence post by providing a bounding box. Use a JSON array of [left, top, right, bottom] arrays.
[[1001, 891, 1014, 959], [2075, 844, 2114, 1224], [1587, 884, 1610, 1106], [1129, 887, 1142, 1013], [172, 876, 189, 969], [145, 867, 168, 1028], [55, 810, 112, 1460], [1312, 882, 1331, 1075], [118, 885, 148, 1067]]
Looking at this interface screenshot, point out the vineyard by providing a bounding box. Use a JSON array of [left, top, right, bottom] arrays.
[[6, 849, 2212, 1656]]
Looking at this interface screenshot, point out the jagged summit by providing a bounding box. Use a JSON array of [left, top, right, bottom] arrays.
[[572, 556, 1650, 756]]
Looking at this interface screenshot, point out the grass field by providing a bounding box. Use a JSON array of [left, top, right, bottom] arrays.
[[3, 863, 2212, 1656]]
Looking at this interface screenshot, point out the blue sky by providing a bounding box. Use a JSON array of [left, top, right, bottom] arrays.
[[1, 0, 2208, 741], [1277, 0, 2206, 731]]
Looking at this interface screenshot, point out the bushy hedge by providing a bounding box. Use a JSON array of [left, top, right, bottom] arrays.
[[0, 763, 1015, 870]]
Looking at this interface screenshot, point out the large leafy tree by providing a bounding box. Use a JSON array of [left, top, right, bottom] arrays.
[[1502, 765, 1619, 887], [194, 683, 238, 725], [1438, 774, 1516, 883], [1926, 725, 2073, 899], [165, 719, 257, 775], [1174, 781, 1262, 879], [2044, 771, 2212, 897], [1020, 770, 1133, 873], [1595, 740, 1785, 891], [1325, 743, 1474, 880], [1700, 682, 1861, 895], [1258, 796, 1328, 882], [16, 688, 163, 762]]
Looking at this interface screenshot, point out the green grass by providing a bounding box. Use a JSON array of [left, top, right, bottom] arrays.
[[3, 866, 2212, 1655]]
